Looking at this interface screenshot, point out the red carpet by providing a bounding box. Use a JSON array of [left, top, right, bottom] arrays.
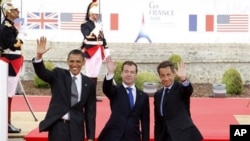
[[11, 96, 250, 141]]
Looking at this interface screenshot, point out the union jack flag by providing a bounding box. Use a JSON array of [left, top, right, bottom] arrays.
[[27, 12, 58, 29]]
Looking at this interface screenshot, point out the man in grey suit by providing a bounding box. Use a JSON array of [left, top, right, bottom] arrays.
[[98, 56, 150, 141], [154, 60, 203, 141], [32, 36, 96, 141]]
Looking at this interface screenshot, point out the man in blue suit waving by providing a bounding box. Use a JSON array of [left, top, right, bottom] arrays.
[[98, 56, 150, 141]]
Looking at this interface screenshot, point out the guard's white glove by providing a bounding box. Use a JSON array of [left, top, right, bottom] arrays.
[[90, 27, 99, 37], [17, 25, 27, 43], [91, 22, 102, 37], [104, 48, 110, 58]]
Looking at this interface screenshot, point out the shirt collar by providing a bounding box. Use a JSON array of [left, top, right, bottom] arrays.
[[122, 82, 136, 90], [164, 83, 173, 91], [70, 73, 81, 80]]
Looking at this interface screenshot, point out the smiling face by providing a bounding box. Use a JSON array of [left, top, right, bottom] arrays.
[[158, 66, 176, 87], [157, 61, 176, 87], [67, 50, 85, 76]]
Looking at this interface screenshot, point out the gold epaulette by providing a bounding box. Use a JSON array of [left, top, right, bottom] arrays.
[[82, 21, 87, 24], [86, 34, 96, 39], [14, 39, 23, 48], [4, 21, 12, 27]]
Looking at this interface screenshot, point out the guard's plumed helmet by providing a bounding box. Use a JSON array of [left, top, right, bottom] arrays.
[[2, 2, 18, 15], [85, 0, 99, 20], [89, 2, 99, 14]]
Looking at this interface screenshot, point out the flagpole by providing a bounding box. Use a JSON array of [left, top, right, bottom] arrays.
[[99, 0, 101, 22], [0, 0, 2, 23]]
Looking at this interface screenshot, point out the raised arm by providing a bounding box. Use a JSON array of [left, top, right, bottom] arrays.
[[105, 56, 117, 75], [36, 36, 51, 60], [175, 60, 187, 82]]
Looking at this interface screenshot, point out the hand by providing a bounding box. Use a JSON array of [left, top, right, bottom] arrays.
[[175, 60, 187, 81], [36, 36, 51, 60], [105, 56, 116, 75]]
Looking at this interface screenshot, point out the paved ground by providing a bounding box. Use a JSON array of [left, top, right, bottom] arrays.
[[7, 111, 45, 141], [8, 139, 24, 141]]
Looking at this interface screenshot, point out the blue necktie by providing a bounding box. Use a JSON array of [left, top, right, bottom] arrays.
[[160, 88, 169, 116], [126, 87, 134, 109]]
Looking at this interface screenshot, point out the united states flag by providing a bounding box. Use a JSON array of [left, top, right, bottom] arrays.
[[27, 12, 58, 29], [217, 14, 248, 32], [60, 13, 86, 30]]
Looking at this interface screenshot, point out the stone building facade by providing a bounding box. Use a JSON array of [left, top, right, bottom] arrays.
[[20, 40, 250, 84]]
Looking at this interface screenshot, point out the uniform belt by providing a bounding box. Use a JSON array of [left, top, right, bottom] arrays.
[[3, 50, 22, 55], [84, 40, 103, 45], [60, 119, 70, 123]]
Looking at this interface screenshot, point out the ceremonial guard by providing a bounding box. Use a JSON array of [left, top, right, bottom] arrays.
[[81, 0, 109, 100], [0, 1, 23, 133]]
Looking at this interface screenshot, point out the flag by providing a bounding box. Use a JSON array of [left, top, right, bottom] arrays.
[[217, 14, 248, 32], [206, 15, 214, 32], [189, 14, 214, 32], [60, 13, 86, 30], [189, 15, 197, 31], [110, 13, 118, 30], [14, 18, 24, 29], [27, 12, 58, 29]]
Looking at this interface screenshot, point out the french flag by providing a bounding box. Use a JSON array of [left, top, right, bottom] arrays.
[[189, 14, 214, 32]]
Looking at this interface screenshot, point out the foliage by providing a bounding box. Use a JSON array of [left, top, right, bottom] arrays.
[[34, 61, 55, 88], [168, 54, 183, 81], [135, 71, 159, 91], [113, 61, 124, 85], [168, 54, 183, 69], [221, 68, 243, 95]]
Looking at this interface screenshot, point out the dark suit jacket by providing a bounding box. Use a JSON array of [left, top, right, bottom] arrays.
[[32, 59, 96, 141], [154, 82, 203, 141], [98, 77, 150, 141]]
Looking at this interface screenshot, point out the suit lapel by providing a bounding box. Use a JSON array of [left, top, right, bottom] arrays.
[[80, 74, 88, 102], [158, 88, 165, 111], [133, 88, 144, 110], [120, 86, 132, 111], [64, 71, 72, 105]]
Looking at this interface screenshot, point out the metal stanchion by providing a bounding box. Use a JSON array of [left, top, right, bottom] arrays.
[[18, 79, 38, 121]]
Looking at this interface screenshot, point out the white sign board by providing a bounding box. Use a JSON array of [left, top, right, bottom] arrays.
[[11, 0, 250, 43]]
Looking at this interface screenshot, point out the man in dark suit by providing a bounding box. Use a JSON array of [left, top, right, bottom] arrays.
[[98, 56, 150, 141], [32, 36, 96, 141], [154, 60, 203, 141]]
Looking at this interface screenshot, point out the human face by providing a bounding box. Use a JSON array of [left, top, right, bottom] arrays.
[[67, 54, 85, 76], [90, 13, 100, 21], [7, 8, 20, 20], [121, 64, 137, 86], [158, 66, 176, 87]]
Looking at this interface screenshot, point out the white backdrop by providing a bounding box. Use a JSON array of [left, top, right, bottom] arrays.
[[9, 0, 250, 43]]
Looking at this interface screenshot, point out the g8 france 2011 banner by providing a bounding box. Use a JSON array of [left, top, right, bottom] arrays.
[[10, 0, 250, 43]]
